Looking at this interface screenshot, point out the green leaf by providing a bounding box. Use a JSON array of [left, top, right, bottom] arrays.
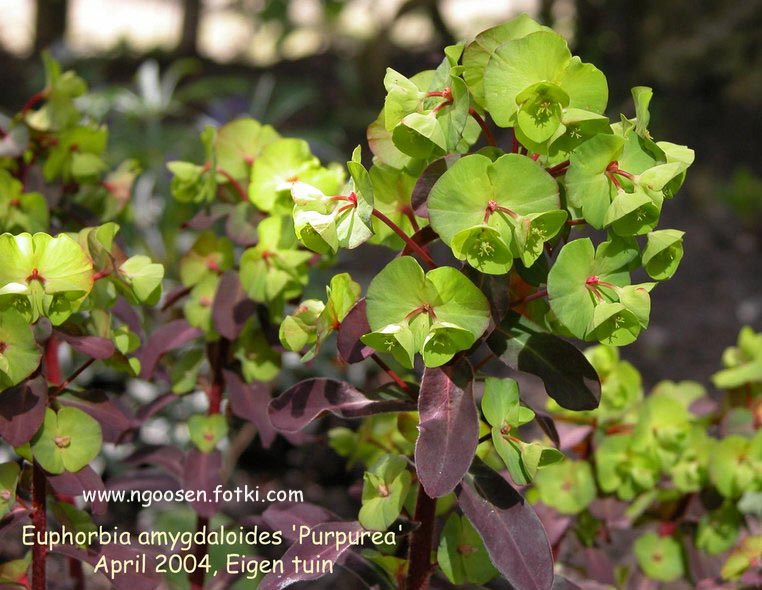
[[0, 309, 42, 389], [534, 460, 596, 515], [170, 348, 204, 394], [188, 414, 228, 453], [437, 513, 498, 585], [0, 462, 21, 518], [119, 255, 164, 305], [604, 188, 661, 236], [631, 86, 653, 137], [0, 232, 94, 325], [31, 407, 102, 474], [564, 134, 625, 228], [235, 326, 281, 382], [383, 69, 425, 131], [480, 377, 534, 429], [634, 532, 684, 582], [642, 230, 685, 280], [358, 454, 411, 531], [279, 299, 325, 352]]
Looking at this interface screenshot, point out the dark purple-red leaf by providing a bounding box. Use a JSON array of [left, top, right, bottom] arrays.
[[415, 364, 478, 498], [487, 312, 600, 411], [0, 376, 48, 447], [124, 445, 185, 482], [58, 390, 135, 444], [183, 203, 233, 230], [54, 329, 116, 359], [262, 502, 337, 541], [135, 392, 179, 421], [400, 225, 438, 258], [258, 521, 363, 590], [458, 458, 554, 590], [54, 543, 162, 590], [268, 378, 415, 433], [48, 466, 107, 515], [411, 155, 460, 217], [183, 449, 221, 518], [112, 296, 144, 337], [213, 271, 257, 340], [138, 319, 202, 379], [336, 299, 373, 364], [225, 369, 276, 448]]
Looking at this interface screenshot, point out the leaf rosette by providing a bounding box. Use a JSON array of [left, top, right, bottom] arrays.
[[362, 256, 490, 368]]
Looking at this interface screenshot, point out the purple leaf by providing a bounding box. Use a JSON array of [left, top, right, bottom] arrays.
[[183, 449, 221, 518], [268, 378, 415, 433], [415, 365, 478, 497], [112, 296, 144, 337], [400, 225, 438, 257], [552, 577, 583, 590], [138, 319, 202, 379], [458, 458, 554, 590], [53, 543, 162, 590], [258, 521, 363, 590], [57, 390, 135, 444], [107, 471, 180, 493], [411, 155, 460, 217], [225, 369, 276, 448], [0, 376, 48, 447], [124, 445, 185, 482], [48, 466, 108, 515], [0, 507, 30, 536], [534, 411, 560, 448], [183, 203, 233, 230], [135, 392, 179, 421], [488, 312, 600, 411], [336, 299, 373, 364], [583, 548, 616, 584], [213, 271, 257, 340], [262, 502, 338, 541], [54, 329, 116, 359], [557, 423, 593, 451]]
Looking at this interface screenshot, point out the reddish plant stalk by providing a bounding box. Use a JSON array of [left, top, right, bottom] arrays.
[[216, 168, 249, 202], [31, 462, 47, 590], [510, 288, 548, 307], [44, 338, 61, 385], [370, 353, 413, 398], [405, 486, 437, 590], [371, 209, 436, 269], [468, 108, 497, 147]]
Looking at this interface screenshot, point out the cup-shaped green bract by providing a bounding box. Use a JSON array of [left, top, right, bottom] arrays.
[[279, 299, 325, 353], [0, 308, 42, 388], [437, 513, 498, 585], [483, 28, 607, 141], [249, 138, 344, 214], [547, 237, 647, 343], [0, 462, 21, 518], [363, 256, 490, 368], [642, 229, 685, 280], [31, 407, 102, 474], [0, 232, 94, 325], [428, 153, 561, 275], [179, 232, 234, 288], [359, 454, 411, 531], [634, 533, 685, 582], [118, 254, 165, 305], [534, 460, 596, 515], [235, 326, 281, 382], [188, 414, 229, 453], [183, 274, 219, 336]]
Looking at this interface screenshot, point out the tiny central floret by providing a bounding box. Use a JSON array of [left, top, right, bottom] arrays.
[[0, 341, 6, 354], [27, 268, 45, 284], [586, 275, 600, 286], [54, 435, 71, 448]]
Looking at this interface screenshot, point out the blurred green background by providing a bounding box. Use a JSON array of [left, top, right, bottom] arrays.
[[0, 0, 760, 385]]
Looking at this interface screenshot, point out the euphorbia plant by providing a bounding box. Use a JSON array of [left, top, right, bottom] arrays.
[[266, 13, 695, 590], [0, 54, 164, 590]]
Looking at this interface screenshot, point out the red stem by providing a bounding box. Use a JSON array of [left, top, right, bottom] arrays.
[[546, 160, 570, 177], [566, 218, 587, 226], [468, 108, 496, 147], [370, 353, 413, 399], [405, 486, 437, 590], [161, 285, 192, 311], [372, 209, 436, 269], [510, 288, 548, 307], [20, 90, 47, 116], [52, 358, 96, 396], [216, 167, 249, 202], [31, 462, 47, 590], [44, 338, 61, 385]]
